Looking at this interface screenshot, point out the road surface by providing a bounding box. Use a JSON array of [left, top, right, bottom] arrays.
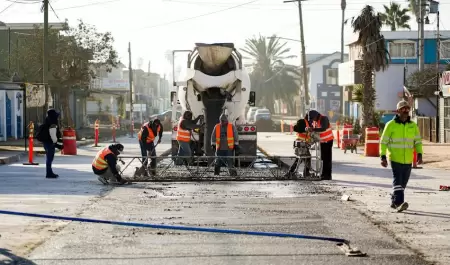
[[0, 133, 431, 264]]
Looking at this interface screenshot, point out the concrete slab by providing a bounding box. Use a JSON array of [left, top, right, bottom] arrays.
[[257, 132, 450, 265]]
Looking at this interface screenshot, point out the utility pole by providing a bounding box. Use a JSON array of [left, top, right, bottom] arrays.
[[284, 0, 308, 116], [418, 0, 425, 71], [128, 42, 134, 138], [43, 0, 49, 112], [436, 10, 440, 142], [340, 0, 346, 63]]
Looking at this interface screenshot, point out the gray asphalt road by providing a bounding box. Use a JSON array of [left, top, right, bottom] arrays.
[[26, 181, 428, 265]]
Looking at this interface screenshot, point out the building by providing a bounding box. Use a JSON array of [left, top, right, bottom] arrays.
[[302, 52, 348, 122], [0, 22, 65, 141], [438, 71, 450, 143], [339, 30, 450, 122]]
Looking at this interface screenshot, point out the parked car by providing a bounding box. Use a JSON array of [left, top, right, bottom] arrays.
[[254, 108, 271, 122], [246, 107, 259, 122]]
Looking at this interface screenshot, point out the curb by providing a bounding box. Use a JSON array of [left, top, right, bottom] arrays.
[[0, 152, 27, 165]]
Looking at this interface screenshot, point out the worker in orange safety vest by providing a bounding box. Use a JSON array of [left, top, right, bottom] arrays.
[[138, 118, 163, 175], [92, 143, 128, 185], [284, 116, 312, 178], [210, 114, 239, 176], [176, 110, 204, 165], [307, 110, 334, 180]]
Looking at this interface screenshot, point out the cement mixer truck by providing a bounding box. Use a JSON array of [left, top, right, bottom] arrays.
[[170, 43, 257, 166]]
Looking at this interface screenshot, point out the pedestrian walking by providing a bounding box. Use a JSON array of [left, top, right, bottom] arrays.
[[211, 114, 238, 176], [307, 110, 334, 180], [36, 109, 64, 179], [380, 100, 423, 212]]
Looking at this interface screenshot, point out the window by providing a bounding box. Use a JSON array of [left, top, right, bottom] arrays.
[[440, 41, 450, 59], [389, 40, 416, 58], [326, 68, 338, 85]]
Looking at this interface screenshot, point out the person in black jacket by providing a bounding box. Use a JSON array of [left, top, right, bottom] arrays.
[[307, 110, 334, 180], [92, 143, 127, 185], [138, 118, 163, 175], [39, 109, 63, 179]]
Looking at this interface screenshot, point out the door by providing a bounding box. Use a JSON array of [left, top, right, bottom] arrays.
[[6, 93, 11, 138]]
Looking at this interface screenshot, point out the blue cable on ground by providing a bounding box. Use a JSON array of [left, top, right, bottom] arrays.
[[0, 209, 349, 244]]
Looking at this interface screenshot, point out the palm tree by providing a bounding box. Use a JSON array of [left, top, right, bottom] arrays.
[[241, 35, 299, 114], [408, 0, 419, 21], [351, 5, 390, 127], [380, 2, 411, 30]]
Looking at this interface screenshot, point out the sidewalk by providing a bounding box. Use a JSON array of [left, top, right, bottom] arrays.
[[0, 139, 96, 165], [257, 132, 450, 265]]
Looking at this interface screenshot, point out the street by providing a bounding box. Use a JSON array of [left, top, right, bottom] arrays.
[[0, 133, 442, 264]]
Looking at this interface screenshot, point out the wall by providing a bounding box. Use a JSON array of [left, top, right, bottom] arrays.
[[387, 38, 450, 64], [374, 64, 408, 111], [308, 52, 345, 103]]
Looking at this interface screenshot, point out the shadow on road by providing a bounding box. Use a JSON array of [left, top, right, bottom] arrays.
[[332, 179, 435, 192], [0, 248, 37, 265]]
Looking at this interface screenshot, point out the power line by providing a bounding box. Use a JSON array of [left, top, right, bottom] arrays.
[[54, 0, 124, 11], [135, 0, 259, 31], [0, 0, 18, 15], [49, 1, 61, 21], [5, 0, 40, 4]]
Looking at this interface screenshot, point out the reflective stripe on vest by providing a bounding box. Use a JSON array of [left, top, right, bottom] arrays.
[[176, 119, 191, 142], [137, 122, 149, 141], [215, 123, 234, 149], [316, 117, 334, 142], [92, 147, 113, 170], [296, 119, 311, 141]]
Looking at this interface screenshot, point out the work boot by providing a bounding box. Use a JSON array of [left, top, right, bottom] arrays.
[[97, 176, 108, 185], [214, 167, 220, 176], [396, 202, 409, 212], [229, 169, 238, 177], [283, 171, 294, 178], [46, 173, 59, 179]]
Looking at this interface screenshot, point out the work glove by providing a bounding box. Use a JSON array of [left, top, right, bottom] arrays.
[[417, 153, 423, 165], [157, 138, 162, 144], [113, 173, 127, 185], [380, 155, 388, 168]]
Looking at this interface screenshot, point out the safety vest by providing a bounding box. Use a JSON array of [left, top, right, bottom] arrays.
[[380, 118, 423, 164], [137, 122, 149, 140], [316, 116, 334, 142], [138, 122, 161, 143], [176, 119, 191, 142], [296, 119, 311, 141], [215, 123, 235, 149], [92, 147, 114, 171]]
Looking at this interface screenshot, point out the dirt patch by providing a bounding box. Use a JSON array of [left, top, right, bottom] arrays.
[[422, 145, 450, 169]]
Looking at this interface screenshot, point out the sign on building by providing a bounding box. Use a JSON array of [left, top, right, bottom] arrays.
[[439, 71, 450, 97], [25, 83, 46, 107]]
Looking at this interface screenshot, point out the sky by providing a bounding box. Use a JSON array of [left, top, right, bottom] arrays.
[[0, 0, 448, 78]]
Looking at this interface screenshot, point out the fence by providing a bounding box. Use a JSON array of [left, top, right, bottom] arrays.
[[417, 116, 437, 142]]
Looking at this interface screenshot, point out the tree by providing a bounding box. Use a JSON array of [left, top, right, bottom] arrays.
[[406, 67, 438, 97], [351, 5, 390, 127], [408, 0, 419, 21], [241, 34, 299, 114], [6, 20, 119, 126], [379, 2, 411, 31]]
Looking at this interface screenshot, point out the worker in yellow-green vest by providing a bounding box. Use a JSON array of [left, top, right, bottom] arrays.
[[380, 100, 423, 212]]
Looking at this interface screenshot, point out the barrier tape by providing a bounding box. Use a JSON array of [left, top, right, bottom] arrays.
[[0, 210, 349, 244]]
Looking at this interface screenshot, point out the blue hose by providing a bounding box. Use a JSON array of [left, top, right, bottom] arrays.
[[0, 209, 349, 244]]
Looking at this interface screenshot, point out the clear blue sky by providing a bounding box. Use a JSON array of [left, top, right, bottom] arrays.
[[0, 0, 447, 76]]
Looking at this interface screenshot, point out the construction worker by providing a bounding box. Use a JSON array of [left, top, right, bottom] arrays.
[[138, 118, 163, 175], [307, 110, 334, 180], [92, 143, 128, 185], [211, 114, 238, 176], [176, 110, 203, 165], [380, 100, 423, 212], [285, 116, 312, 178]]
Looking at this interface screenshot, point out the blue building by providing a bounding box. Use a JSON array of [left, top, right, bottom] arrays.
[[339, 30, 450, 121]]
